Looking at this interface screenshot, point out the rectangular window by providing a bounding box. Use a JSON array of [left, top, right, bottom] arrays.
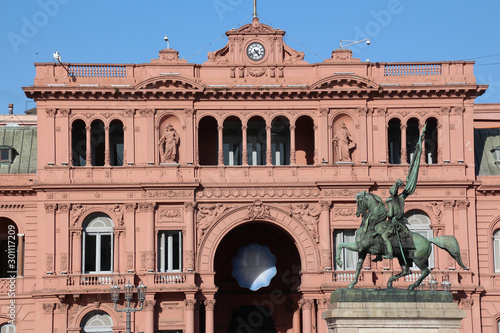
[[158, 231, 182, 272], [495, 237, 500, 273], [334, 230, 357, 270], [84, 234, 97, 273], [0, 148, 12, 163]]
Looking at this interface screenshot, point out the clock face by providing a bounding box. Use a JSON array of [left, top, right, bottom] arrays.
[[247, 42, 265, 61]]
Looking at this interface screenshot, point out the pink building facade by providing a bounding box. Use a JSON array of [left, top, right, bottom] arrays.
[[1, 18, 500, 332]]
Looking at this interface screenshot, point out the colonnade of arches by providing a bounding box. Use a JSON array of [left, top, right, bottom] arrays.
[[71, 119, 124, 167], [198, 115, 315, 166], [388, 117, 438, 164]]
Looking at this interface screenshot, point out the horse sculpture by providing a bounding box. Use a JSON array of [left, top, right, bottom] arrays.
[[335, 190, 468, 289]]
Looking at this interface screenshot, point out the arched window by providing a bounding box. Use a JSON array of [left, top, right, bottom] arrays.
[[406, 118, 420, 164], [72, 120, 87, 166], [198, 116, 218, 166], [425, 118, 438, 164], [223, 117, 242, 166], [83, 214, 113, 274], [0, 218, 20, 278], [91, 120, 105, 166], [247, 116, 266, 166], [388, 118, 401, 164], [494, 230, 500, 273], [295, 116, 314, 165], [405, 210, 434, 269], [271, 116, 290, 166], [80, 311, 113, 333], [0, 324, 15, 333], [109, 120, 124, 166]]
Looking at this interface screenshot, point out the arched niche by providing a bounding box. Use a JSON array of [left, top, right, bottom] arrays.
[[331, 114, 356, 163], [158, 114, 182, 164]]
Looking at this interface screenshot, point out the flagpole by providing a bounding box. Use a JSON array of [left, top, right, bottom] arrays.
[[253, 0, 257, 18]]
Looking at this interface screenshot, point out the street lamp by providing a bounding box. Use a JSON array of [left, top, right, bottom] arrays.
[[111, 281, 147, 333]]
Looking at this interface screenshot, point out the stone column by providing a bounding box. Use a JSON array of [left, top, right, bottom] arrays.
[[440, 107, 451, 163], [17, 234, 24, 276], [184, 108, 195, 164], [55, 109, 70, 165], [266, 125, 272, 165], [377, 108, 388, 163], [455, 200, 470, 270], [401, 124, 407, 164], [53, 303, 69, 333], [319, 201, 332, 269], [290, 125, 296, 165], [292, 305, 301, 333], [57, 204, 70, 274], [205, 299, 216, 333], [138, 202, 156, 272], [124, 109, 136, 165], [318, 108, 330, 163], [125, 203, 136, 272], [45, 109, 56, 164], [300, 298, 313, 333], [42, 303, 54, 333], [357, 107, 368, 163], [104, 125, 110, 166], [45, 204, 56, 274], [144, 300, 156, 333], [420, 124, 426, 164], [85, 125, 92, 166], [314, 123, 319, 165], [185, 299, 197, 333], [242, 125, 248, 165], [113, 230, 120, 273], [317, 298, 329, 333], [72, 230, 82, 274], [218, 125, 224, 165], [184, 202, 196, 271], [454, 107, 465, 162]]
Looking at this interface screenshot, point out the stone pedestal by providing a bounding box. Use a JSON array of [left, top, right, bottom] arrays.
[[322, 289, 465, 333]]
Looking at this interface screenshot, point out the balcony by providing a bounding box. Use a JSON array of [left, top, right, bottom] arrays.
[[322, 269, 473, 291]]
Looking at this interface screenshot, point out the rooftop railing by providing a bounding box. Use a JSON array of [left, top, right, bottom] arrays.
[[68, 65, 127, 78], [384, 63, 442, 76]]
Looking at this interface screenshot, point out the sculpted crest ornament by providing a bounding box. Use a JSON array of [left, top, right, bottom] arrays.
[[335, 123, 468, 289]]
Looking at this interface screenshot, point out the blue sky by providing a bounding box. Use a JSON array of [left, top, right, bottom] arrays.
[[1, 0, 499, 114]]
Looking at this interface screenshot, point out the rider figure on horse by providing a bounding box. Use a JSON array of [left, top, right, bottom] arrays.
[[374, 123, 427, 261]]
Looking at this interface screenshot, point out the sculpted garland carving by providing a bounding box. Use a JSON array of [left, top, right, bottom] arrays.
[[197, 204, 232, 244], [144, 190, 191, 198], [112, 204, 125, 226], [159, 209, 182, 220], [197, 187, 321, 199], [334, 208, 356, 217], [322, 189, 359, 197], [137, 203, 156, 213], [45, 203, 57, 213], [289, 203, 321, 242], [247, 68, 267, 77], [427, 201, 443, 224]]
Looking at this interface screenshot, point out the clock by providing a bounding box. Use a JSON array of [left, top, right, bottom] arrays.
[[247, 42, 265, 61]]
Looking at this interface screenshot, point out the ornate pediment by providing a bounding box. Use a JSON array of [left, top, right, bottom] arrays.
[[205, 17, 307, 66], [310, 75, 379, 91], [235, 19, 276, 34], [135, 76, 205, 91]]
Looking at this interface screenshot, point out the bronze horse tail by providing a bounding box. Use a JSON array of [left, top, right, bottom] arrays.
[[430, 236, 469, 270]]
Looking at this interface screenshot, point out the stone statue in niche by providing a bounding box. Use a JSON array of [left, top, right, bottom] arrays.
[[333, 122, 356, 162], [158, 123, 179, 163]]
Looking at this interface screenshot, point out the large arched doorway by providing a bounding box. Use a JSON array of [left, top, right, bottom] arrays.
[[213, 222, 301, 333]]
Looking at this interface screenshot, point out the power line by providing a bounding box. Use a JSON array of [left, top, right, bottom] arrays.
[[461, 53, 500, 61]]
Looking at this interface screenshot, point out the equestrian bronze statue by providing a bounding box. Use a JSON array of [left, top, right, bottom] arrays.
[[335, 123, 468, 289]]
